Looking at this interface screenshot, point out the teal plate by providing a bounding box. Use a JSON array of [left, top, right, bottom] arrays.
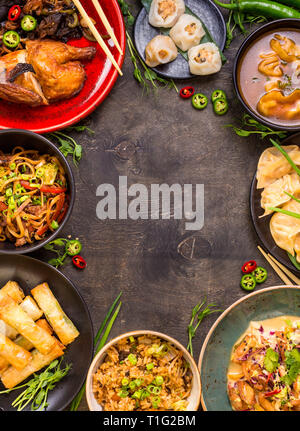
[[198, 286, 300, 411]]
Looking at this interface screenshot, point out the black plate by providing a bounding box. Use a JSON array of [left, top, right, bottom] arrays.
[[0, 254, 93, 411], [134, 0, 226, 79], [250, 133, 300, 273], [0, 129, 75, 255]]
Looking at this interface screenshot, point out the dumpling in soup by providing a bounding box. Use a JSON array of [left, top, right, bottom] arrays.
[[149, 0, 185, 28], [145, 35, 178, 67], [257, 145, 300, 189], [188, 42, 221, 75], [169, 14, 205, 52], [260, 172, 300, 216], [270, 199, 300, 256]]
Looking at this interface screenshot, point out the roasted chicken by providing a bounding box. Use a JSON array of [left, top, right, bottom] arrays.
[[0, 39, 96, 106]]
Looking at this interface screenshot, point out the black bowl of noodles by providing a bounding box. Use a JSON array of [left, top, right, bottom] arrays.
[[0, 129, 75, 254]]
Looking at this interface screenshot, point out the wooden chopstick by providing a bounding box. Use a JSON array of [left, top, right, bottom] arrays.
[[267, 253, 300, 285], [91, 0, 123, 55], [257, 246, 293, 286], [73, 0, 123, 76]]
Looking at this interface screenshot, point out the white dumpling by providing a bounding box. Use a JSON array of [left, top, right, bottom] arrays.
[[260, 172, 300, 216], [149, 0, 185, 28], [169, 14, 205, 52], [257, 145, 300, 189], [270, 199, 300, 256], [188, 42, 221, 75], [145, 35, 178, 67]]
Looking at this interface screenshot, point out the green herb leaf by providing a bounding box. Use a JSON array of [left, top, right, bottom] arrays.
[[264, 348, 279, 373]]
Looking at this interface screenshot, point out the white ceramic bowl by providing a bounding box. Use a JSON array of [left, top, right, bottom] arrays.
[[86, 330, 201, 411]]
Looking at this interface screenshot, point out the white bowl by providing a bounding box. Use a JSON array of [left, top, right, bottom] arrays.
[[86, 330, 201, 411]]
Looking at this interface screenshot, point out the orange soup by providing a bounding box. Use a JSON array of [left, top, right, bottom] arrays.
[[238, 29, 300, 127]]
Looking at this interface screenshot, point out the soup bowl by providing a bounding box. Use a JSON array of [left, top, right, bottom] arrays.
[[198, 286, 300, 411], [86, 330, 201, 411], [0, 129, 75, 254], [233, 19, 300, 131]]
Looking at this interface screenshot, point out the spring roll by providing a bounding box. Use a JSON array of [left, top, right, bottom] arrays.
[[0, 334, 34, 376], [0, 333, 31, 370], [36, 319, 53, 335], [1, 340, 65, 389], [0, 319, 18, 340], [20, 296, 43, 321], [32, 283, 79, 345], [0, 281, 24, 303], [0, 294, 56, 355]]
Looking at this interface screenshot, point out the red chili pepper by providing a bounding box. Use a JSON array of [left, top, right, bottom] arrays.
[[0, 201, 8, 211], [20, 180, 67, 194], [242, 260, 257, 274], [36, 194, 66, 237], [264, 388, 281, 397], [180, 86, 195, 99], [72, 255, 87, 270], [8, 5, 21, 21], [266, 372, 273, 384]]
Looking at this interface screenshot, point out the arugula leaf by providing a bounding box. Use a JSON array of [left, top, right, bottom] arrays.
[[264, 348, 279, 373]]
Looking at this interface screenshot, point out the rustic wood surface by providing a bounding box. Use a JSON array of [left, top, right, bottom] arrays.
[[29, 4, 286, 410]]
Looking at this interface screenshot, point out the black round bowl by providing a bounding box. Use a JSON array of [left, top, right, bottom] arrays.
[[0, 129, 75, 254], [233, 19, 300, 132]]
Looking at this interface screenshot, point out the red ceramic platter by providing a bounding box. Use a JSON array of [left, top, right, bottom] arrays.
[[0, 0, 126, 134]]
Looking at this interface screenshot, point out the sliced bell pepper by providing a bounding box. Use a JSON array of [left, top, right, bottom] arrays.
[[264, 389, 281, 397], [20, 181, 66, 194]]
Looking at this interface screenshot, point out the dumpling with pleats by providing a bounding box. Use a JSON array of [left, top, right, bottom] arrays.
[[257, 145, 300, 189], [149, 0, 185, 28], [260, 172, 300, 216], [169, 14, 205, 52], [270, 199, 300, 256]]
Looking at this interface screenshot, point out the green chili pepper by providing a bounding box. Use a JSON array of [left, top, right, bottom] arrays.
[[192, 93, 208, 110], [213, 98, 228, 116], [65, 239, 82, 256], [21, 15, 37, 32], [213, 0, 300, 19], [3, 31, 20, 49], [252, 267, 268, 284], [241, 274, 256, 291], [51, 220, 59, 230], [211, 89, 227, 103]]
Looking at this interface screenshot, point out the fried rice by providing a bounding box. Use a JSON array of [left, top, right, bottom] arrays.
[[92, 335, 193, 411]]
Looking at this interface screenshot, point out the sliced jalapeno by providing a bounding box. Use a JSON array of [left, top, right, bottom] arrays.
[[211, 89, 227, 103], [252, 266, 268, 284], [192, 93, 208, 110], [3, 31, 20, 49], [241, 274, 256, 291], [65, 239, 82, 256], [213, 98, 228, 116], [21, 15, 37, 32]]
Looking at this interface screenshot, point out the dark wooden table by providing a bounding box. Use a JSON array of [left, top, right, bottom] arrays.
[[30, 4, 285, 410]]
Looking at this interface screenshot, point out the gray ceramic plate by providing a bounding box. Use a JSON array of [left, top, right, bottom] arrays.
[[134, 0, 226, 79], [198, 286, 300, 411]]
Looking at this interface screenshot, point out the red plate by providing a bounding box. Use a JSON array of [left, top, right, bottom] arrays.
[[0, 0, 126, 134]]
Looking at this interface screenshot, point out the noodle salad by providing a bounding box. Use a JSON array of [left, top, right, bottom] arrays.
[[0, 147, 68, 247]]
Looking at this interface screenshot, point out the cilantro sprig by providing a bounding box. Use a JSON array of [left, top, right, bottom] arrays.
[[282, 349, 300, 385], [264, 348, 279, 373]]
